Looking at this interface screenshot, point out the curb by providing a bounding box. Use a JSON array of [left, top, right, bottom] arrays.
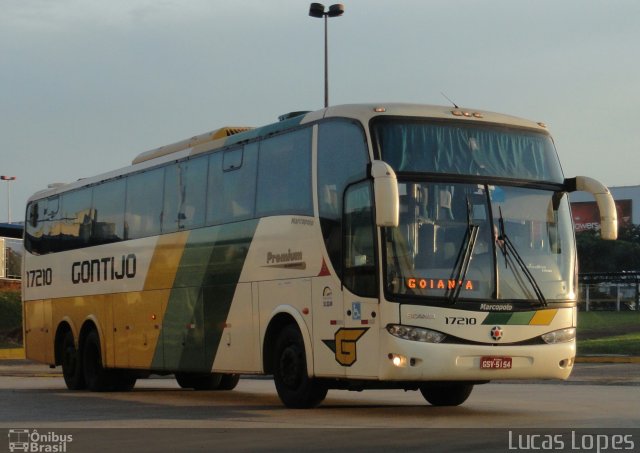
[[0, 348, 25, 360], [575, 356, 640, 364]]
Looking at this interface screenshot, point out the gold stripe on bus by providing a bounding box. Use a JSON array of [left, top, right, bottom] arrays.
[[143, 231, 190, 291], [529, 309, 558, 326]]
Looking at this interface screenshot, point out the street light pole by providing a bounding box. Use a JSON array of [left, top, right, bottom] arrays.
[[309, 3, 345, 108], [1, 176, 16, 224]]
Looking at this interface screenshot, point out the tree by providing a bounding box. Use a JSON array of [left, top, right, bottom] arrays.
[[576, 223, 640, 273]]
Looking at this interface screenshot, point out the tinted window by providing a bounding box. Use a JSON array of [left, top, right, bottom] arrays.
[[207, 144, 257, 225], [343, 181, 377, 297], [163, 156, 208, 232], [256, 128, 312, 217], [59, 188, 93, 251], [25, 197, 59, 255], [92, 178, 125, 245], [317, 120, 369, 275], [126, 168, 164, 239], [372, 119, 564, 183]]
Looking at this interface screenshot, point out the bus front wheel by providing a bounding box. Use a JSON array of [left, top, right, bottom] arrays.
[[273, 324, 327, 408], [419, 382, 474, 406]]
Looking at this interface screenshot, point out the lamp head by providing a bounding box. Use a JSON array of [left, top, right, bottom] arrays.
[[327, 3, 344, 17], [309, 3, 325, 18]]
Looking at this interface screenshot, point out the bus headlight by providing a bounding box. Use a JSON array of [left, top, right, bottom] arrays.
[[541, 328, 576, 344], [386, 324, 447, 343]]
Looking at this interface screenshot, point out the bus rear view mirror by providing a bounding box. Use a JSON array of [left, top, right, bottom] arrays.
[[565, 176, 618, 240], [371, 160, 399, 227]]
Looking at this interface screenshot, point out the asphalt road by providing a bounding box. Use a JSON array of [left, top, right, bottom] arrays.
[[1, 362, 639, 452]]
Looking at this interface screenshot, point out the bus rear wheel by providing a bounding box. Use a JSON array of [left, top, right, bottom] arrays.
[[111, 371, 137, 391], [273, 324, 327, 408], [419, 382, 474, 406], [218, 374, 240, 390], [82, 330, 117, 392], [61, 330, 85, 390]]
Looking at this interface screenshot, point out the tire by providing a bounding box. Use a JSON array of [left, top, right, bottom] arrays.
[[175, 372, 223, 390], [111, 371, 137, 392], [419, 382, 474, 406], [273, 324, 327, 408], [61, 330, 85, 390], [82, 330, 114, 392], [217, 374, 240, 391]]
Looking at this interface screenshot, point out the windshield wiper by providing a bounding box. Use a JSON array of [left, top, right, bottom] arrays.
[[447, 198, 479, 304], [497, 207, 547, 307]]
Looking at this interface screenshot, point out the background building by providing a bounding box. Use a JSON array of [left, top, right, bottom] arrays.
[[0, 223, 23, 290]]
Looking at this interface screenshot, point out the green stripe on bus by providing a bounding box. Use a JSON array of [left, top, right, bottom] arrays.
[[482, 311, 537, 325], [151, 219, 259, 372], [508, 311, 536, 325], [483, 312, 512, 325]]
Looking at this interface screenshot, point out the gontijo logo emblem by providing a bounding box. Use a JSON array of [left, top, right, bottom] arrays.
[[322, 328, 368, 366]]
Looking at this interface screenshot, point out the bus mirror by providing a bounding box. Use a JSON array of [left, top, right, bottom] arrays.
[[566, 176, 618, 240], [371, 160, 399, 227]]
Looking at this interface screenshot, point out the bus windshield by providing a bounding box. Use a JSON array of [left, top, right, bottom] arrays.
[[372, 118, 564, 183], [384, 182, 576, 304]]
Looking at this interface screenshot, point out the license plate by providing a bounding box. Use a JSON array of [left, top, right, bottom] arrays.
[[480, 356, 512, 369]]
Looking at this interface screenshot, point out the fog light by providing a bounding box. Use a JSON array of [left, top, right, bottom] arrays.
[[559, 357, 575, 369], [388, 353, 408, 367]]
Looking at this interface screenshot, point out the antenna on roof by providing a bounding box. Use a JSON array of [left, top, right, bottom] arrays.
[[441, 92, 459, 109]]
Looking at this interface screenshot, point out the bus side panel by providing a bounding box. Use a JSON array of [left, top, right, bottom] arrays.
[[150, 220, 259, 373], [158, 287, 204, 372], [112, 290, 167, 370], [258, 278, 312, 351], [211, 283, 259, 372], [24, 299, 53, 365]]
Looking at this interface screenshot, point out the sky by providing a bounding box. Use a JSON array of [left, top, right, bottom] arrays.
[[1, 0, 639, 223]]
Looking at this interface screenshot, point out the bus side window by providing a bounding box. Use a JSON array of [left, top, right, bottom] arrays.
[[207, 144, 257, 225], [60, 188, 93, 251], [25, 201, 45, 254], [125, 167, 164, 240], [164, 156, 208, 232], [255, 128, 312, 217], [42, 196, 60, 252], [91, 179, 126, 245]]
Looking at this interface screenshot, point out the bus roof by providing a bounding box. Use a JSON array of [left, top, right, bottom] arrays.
[[28, 103, 549, 203]]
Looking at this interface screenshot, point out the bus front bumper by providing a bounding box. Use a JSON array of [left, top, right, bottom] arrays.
[[379, 334, 576, 382]]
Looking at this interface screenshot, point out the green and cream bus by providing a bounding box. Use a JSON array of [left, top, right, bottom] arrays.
[[23, 103, 617, 408]]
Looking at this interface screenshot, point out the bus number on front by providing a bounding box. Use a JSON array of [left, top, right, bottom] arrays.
[[445, 317, 477, 325]]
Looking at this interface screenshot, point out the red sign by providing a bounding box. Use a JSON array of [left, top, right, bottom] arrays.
[[572, 199, 632, 232]]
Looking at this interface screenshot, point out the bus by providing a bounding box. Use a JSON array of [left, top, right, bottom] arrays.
[[22, 103, 617, 408]]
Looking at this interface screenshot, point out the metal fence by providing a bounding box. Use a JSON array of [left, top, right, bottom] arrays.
[[578, 272, 640, 311]]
